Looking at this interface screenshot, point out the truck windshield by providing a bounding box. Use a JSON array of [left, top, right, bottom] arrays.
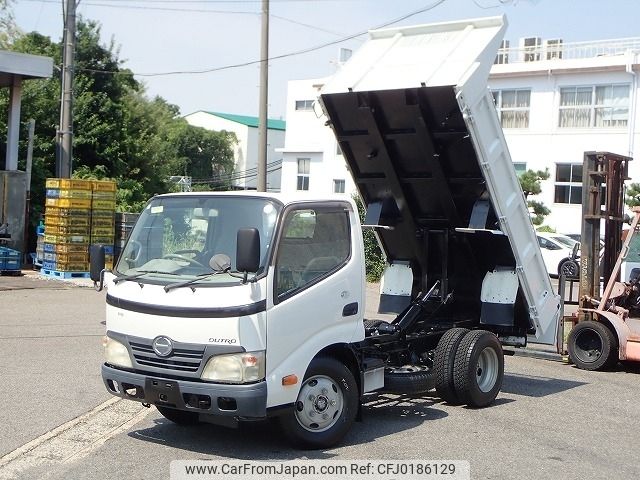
[[114, 196, 280, 285]]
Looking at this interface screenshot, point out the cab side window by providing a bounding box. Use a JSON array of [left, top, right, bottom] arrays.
[[275, 208, 350, 298]]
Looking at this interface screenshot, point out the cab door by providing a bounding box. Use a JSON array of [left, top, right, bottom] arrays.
[[265, 202, 364, 407]]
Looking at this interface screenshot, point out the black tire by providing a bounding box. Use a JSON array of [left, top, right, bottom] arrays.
[[383, 365, 435, 394], [434, 328, 469, 404], [453, 330, 504, 408], [559, 259, 579, 279], [156, 406, 200, 425], [567, 320, 618, 371], [278, 357, 358, 449]]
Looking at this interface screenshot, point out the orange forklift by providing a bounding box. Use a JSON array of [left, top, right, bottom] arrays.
[[564, 152, 640, 370]]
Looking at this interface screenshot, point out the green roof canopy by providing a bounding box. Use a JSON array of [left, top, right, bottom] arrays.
[[205, 111, 286, 131]]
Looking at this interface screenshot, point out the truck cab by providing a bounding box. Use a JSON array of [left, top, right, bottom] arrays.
[[100, 193, 368, 445]]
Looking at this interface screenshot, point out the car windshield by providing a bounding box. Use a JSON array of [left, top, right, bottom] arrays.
[[549, 235, 578, 249], [115, 196, 281, 285]]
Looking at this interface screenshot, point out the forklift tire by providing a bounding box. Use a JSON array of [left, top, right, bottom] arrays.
[[567, 320, 618, 371], [383, 365, 435, 394], [156, 406, 200, 425], [453, 330, 504, 408], [434, 328, 470, 404], [278, 356, 358, 449]]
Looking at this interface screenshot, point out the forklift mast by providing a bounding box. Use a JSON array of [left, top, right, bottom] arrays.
[[579, 151, 632, 320]]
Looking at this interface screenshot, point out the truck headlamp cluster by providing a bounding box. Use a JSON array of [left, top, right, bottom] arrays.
[[104, 336, 133, 369], [201, 351, 265, 383]]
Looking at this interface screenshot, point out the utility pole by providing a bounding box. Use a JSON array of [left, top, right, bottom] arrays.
[[256, 0, 269, 192], [58, 0, 77, 178]]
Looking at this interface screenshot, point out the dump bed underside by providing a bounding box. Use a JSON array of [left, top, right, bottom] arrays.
[[321, 87, 520, 317]]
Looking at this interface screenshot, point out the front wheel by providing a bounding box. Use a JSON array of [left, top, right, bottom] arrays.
[[278, 357, 358, 449], [568, 320, 618, 371], [453, 330, 504, 408]]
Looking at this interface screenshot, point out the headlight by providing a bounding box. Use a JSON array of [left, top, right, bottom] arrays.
[[104, 336, 133, 369], [201, 351, 265, 383]]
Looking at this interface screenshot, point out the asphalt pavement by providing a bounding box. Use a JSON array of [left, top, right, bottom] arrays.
[[0, 272, 109, 456]]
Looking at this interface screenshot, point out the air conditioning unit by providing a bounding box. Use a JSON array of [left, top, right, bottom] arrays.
[[520, 37, 542, 62], [545, 39, 563, 60], [495, 40, 509, 64]]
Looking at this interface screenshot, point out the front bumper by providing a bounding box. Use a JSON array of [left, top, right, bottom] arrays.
[[102, 364, 267, 419]]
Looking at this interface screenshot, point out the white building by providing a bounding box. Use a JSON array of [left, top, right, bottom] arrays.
[[184, 111, 286, 191], [280, 36, 640, 234]]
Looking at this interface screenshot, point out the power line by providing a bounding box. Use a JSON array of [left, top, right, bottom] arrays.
[[75, 0, 447, 77]]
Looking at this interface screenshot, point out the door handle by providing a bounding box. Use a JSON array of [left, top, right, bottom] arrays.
[[342, 302, 358, 317]]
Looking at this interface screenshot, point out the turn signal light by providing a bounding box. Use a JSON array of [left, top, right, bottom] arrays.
[[282, 374, 298, 386]]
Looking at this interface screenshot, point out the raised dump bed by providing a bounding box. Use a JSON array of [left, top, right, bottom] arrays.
[[320, 16, 560, 344]]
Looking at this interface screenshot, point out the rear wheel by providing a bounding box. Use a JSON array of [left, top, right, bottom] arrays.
[[568, 320, 618, 371], [559, 259, 579, 279], [278, 357, 358, 449], [156, 406, 200, 425], [434, 328, 469, 404], [453, 330, 504, 408]]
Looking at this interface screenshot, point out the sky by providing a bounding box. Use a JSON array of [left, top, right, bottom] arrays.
[[11, 0, 640, 120]]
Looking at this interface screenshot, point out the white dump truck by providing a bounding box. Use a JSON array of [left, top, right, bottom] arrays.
[[91, 15, 561, 448]]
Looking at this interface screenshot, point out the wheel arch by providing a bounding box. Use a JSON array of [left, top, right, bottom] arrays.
[[314, 343, 362, 396]]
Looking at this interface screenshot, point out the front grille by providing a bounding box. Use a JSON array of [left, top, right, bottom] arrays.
[[129, 340, 205, 373]]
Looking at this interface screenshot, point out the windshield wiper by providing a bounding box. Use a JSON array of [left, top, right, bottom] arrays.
[[164, 269, 231, 292], [113, 270, 181, 285]]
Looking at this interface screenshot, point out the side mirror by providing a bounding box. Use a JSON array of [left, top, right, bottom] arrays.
[[236, 228, 260, 273], [90, 244, 106, 291]]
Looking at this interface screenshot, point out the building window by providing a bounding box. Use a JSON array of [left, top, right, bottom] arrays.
[[554, 163, 582, 204], [333, 179, 345, 193], [513, 162, 527, 176], [297, 158, 310, 191], [295, 100, 314, 111], [492, 89, 531, 128], [559, 84, 630, 128]]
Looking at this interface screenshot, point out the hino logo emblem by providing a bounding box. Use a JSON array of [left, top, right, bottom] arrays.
[[152, 336, 173, 357]]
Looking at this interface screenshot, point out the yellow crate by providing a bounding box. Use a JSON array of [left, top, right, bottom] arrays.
[[91, 217, 114, 227], [44, 234, 90, 244], [45, 178, 92, 190], [91, 191, 117, 200], [46, 197, 92, 209], [45, 206, 91, 217], [47, 252, 89, 263], [92, 180, 117, 192], [91, 226, 115, 236], [91, 199, 116, 210], [57, 189, 92, 199], [105, 261, 114, 270], [45, 216, 90, 227], [45, 225, 90, 236], [55, 261, 89, 272], [53, 244, 88, 254], [91, 209, 115, 218], [105, 254, 114, 264], [91, 236, 114, 244]]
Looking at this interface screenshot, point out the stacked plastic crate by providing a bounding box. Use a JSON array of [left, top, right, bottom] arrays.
[[91, 180, 117, 269], [0, 246, 21, 273], [43, 179, 93, 278]]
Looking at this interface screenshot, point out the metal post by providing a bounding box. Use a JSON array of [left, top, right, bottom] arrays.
[[58, 0, 77, 178], [23, 119, 35, 261], [256, 0, 269, 192]]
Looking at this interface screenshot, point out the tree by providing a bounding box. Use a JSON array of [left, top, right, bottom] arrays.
[[0, 17, 237, 234], [625, 183, 640, 208], [353, 195, 385, 282], [0, 0, 18, 48], [519, 168, 551, 226]]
